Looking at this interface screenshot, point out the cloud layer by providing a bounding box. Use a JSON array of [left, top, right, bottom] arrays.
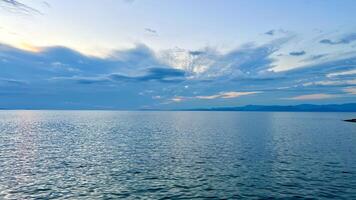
[[0, 30, 355, 109]]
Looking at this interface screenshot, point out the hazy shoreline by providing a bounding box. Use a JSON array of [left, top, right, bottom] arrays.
[[1, 103, 355, 112]]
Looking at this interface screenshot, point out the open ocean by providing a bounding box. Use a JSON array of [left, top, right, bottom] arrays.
[[0, 111, 355, 199]]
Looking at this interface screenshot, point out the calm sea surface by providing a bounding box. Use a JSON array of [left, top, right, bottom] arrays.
[[0, 111, 355, 199]]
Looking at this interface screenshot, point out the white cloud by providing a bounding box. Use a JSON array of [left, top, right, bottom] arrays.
[[196, 91, 260, 100], [327, 69, 356, 77], [158, 39, 284, 80], [158, 47, 216, 76], [286, 93, 337, 100], [170, 91, 260, 103], [343, 87, 356, 95], [303, 79, 356, 86], [152, 95, 162, 99], [171, 97, 185, 102]]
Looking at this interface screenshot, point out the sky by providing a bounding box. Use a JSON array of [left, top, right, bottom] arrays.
[[0, 0, 355, 109]]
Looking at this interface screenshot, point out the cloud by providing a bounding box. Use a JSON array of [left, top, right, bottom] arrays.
[[18, 43, 42, 52], [0, 36, 355, 109], [327, 69, 356, 78], [169, 91, 260, 103], [343, 87, 356, 95], [320, 33, 356, 45], [0, 0, 41, 15], [189, 51, 205, 56], [303, 79, 356, 87], [138, 67, 185, 81], [123, 0, 135, 3], [171, 96, 185, 102], [110, 67, 186, 83], [42, 1, 50, 8], [283, 55, 356, 89], [0, 78, 27, 85], [289, 51, 306, 56], [54, 67, 187, 84], [152, 95, 162, 99], [159, 37, 290, 80], [51, 76, 110, 85], [286, 93, 338, 100], [264, 29, 288, 36], [265, 30, 276, 36], [145, 28, 157, 35], [196, 91, 260, 100], [320, 39, 335, 45], [301, 54, 327, 62]]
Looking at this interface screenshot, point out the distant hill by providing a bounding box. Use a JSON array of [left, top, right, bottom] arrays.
[[180, 103, 356, 112]]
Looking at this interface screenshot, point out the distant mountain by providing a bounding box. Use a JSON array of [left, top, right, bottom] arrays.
[[180, 103, 356, 112]]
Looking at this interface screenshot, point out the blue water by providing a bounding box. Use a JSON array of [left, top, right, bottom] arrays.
[[0, 111, 355, 199]]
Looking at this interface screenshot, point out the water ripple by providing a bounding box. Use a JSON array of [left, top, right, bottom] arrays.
[[0, 111, 355, 199]]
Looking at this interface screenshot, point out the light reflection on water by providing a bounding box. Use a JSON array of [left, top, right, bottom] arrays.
[[0, 111, 355, 199]]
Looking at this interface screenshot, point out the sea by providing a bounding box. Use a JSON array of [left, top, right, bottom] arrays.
[[0, 111, 355, 199]]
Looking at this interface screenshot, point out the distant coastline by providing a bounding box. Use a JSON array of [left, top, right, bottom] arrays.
[[162, 103, 356, 112], [1, 103, 356, 112]]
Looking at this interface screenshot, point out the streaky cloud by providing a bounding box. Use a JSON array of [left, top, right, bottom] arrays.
[[303, 79, 356, 87], [320, 33, 356, 45], [0, 0, 41, 15], [0, 78, 27, 85], [301, 54, 327, 62], [343, 87, 356, 95], [169, 91, 260, 102], [160, 36, 291, 81], [327, 69, 356, 78], [196, 91, 261, 100], [286, 93, 338, 100], [264, 29, 289, 36]]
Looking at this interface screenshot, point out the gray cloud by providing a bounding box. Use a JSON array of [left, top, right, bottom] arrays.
[[189, 50, 205, 56], [53, 67, 187, 85], [265, 30, 275, 36], [264, 29, 288, 36], [320, 33, 356, 45], [289, 51, 306, 56], [110, 67, 186, 83], [145, 28, 157, 35]]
